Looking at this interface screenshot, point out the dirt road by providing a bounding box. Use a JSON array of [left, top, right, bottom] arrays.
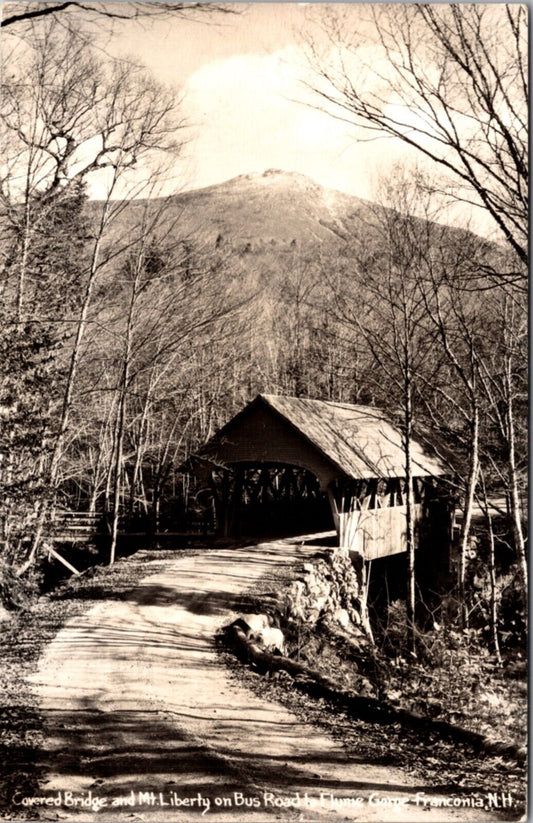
[[25, 540, 495, 822]]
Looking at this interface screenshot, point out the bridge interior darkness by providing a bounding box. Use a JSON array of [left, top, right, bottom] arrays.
[[208, 463, 334, 538]]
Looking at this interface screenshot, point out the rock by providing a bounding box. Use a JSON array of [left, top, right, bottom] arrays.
[[0, 604, 12, 623], [276, 669, 293, 682], [333, 608, 350, 628], [250, 626, 286, 655], [240, 613, 269, 634], [280, 550, 371, 649], [231, 613, 286, 654], [356, 677, 376, 698], [312, 595, 327, 614]]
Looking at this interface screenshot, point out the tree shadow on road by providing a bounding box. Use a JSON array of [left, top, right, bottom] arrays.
[[51, 583, 260, 619], [0, 705, 44, 815], [16, 703, 484, 820]]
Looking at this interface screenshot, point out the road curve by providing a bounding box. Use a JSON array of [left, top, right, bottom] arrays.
[[26, 540, 494, 822]]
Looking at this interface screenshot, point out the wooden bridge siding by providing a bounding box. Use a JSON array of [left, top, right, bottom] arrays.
[[209, 403, 342, 490], [337, 504, 423, 561]]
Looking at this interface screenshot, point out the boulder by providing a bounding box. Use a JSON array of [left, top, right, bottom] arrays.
[[240, 613, 269, 634], [0, 604, 12, 623], [333, 608, 350, 629], [231, 614, 285, 655], [252, 626, 285, 655]]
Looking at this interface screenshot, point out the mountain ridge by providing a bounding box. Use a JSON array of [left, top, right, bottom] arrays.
[[94, 169, 372, 252], [92, 168, 497, 269], [167, 168, 371, 248]]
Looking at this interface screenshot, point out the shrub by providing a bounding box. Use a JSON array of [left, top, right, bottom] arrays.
[[0, 557, 43, 612]]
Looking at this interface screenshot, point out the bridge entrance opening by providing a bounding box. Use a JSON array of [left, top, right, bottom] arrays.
[[208, 463, 334, 538]]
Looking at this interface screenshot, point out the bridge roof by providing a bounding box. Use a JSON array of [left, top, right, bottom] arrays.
[[189, 394, 447, 484]]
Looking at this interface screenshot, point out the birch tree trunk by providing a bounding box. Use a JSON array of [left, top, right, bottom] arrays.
[[504, 355, 528, 598], [478, 471, 502, 664], [404, 372, 416, 656], [458, 406, 480, 629], [109, 248, 141, 566]]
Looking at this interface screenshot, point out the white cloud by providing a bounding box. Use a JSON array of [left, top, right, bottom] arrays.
[[177, 46, 369, 195], [186, 47, 298, 96], [151, 41, 469, 222]]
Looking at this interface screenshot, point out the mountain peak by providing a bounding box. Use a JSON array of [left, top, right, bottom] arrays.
[[225, 168, 320, 189], [260, 168, 311, 181], [262, 168, 290, 177], [167, 170, 368, 250]]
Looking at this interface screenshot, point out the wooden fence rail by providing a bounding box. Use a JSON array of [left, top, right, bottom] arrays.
[[49, 510, 104, 543]]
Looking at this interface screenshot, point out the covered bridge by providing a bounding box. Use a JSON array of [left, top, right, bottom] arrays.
[[187, 394, 453, 568]]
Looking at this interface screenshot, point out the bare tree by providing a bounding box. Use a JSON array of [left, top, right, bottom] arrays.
[[409, 196, 527, 626], [416, 242, 484, 628], [70, 211, 252, 564], [476, 469, 501, 665], [0, 20, 184, 575], [1, 1, 236, 29], [325, 168, 443, 655], [304, 4, 528, 270], [476, 286, 528, 600]]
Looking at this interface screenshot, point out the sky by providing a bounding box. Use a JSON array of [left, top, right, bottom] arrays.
[[1, 1, 495, 237], [103, 4, 414, 201]]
